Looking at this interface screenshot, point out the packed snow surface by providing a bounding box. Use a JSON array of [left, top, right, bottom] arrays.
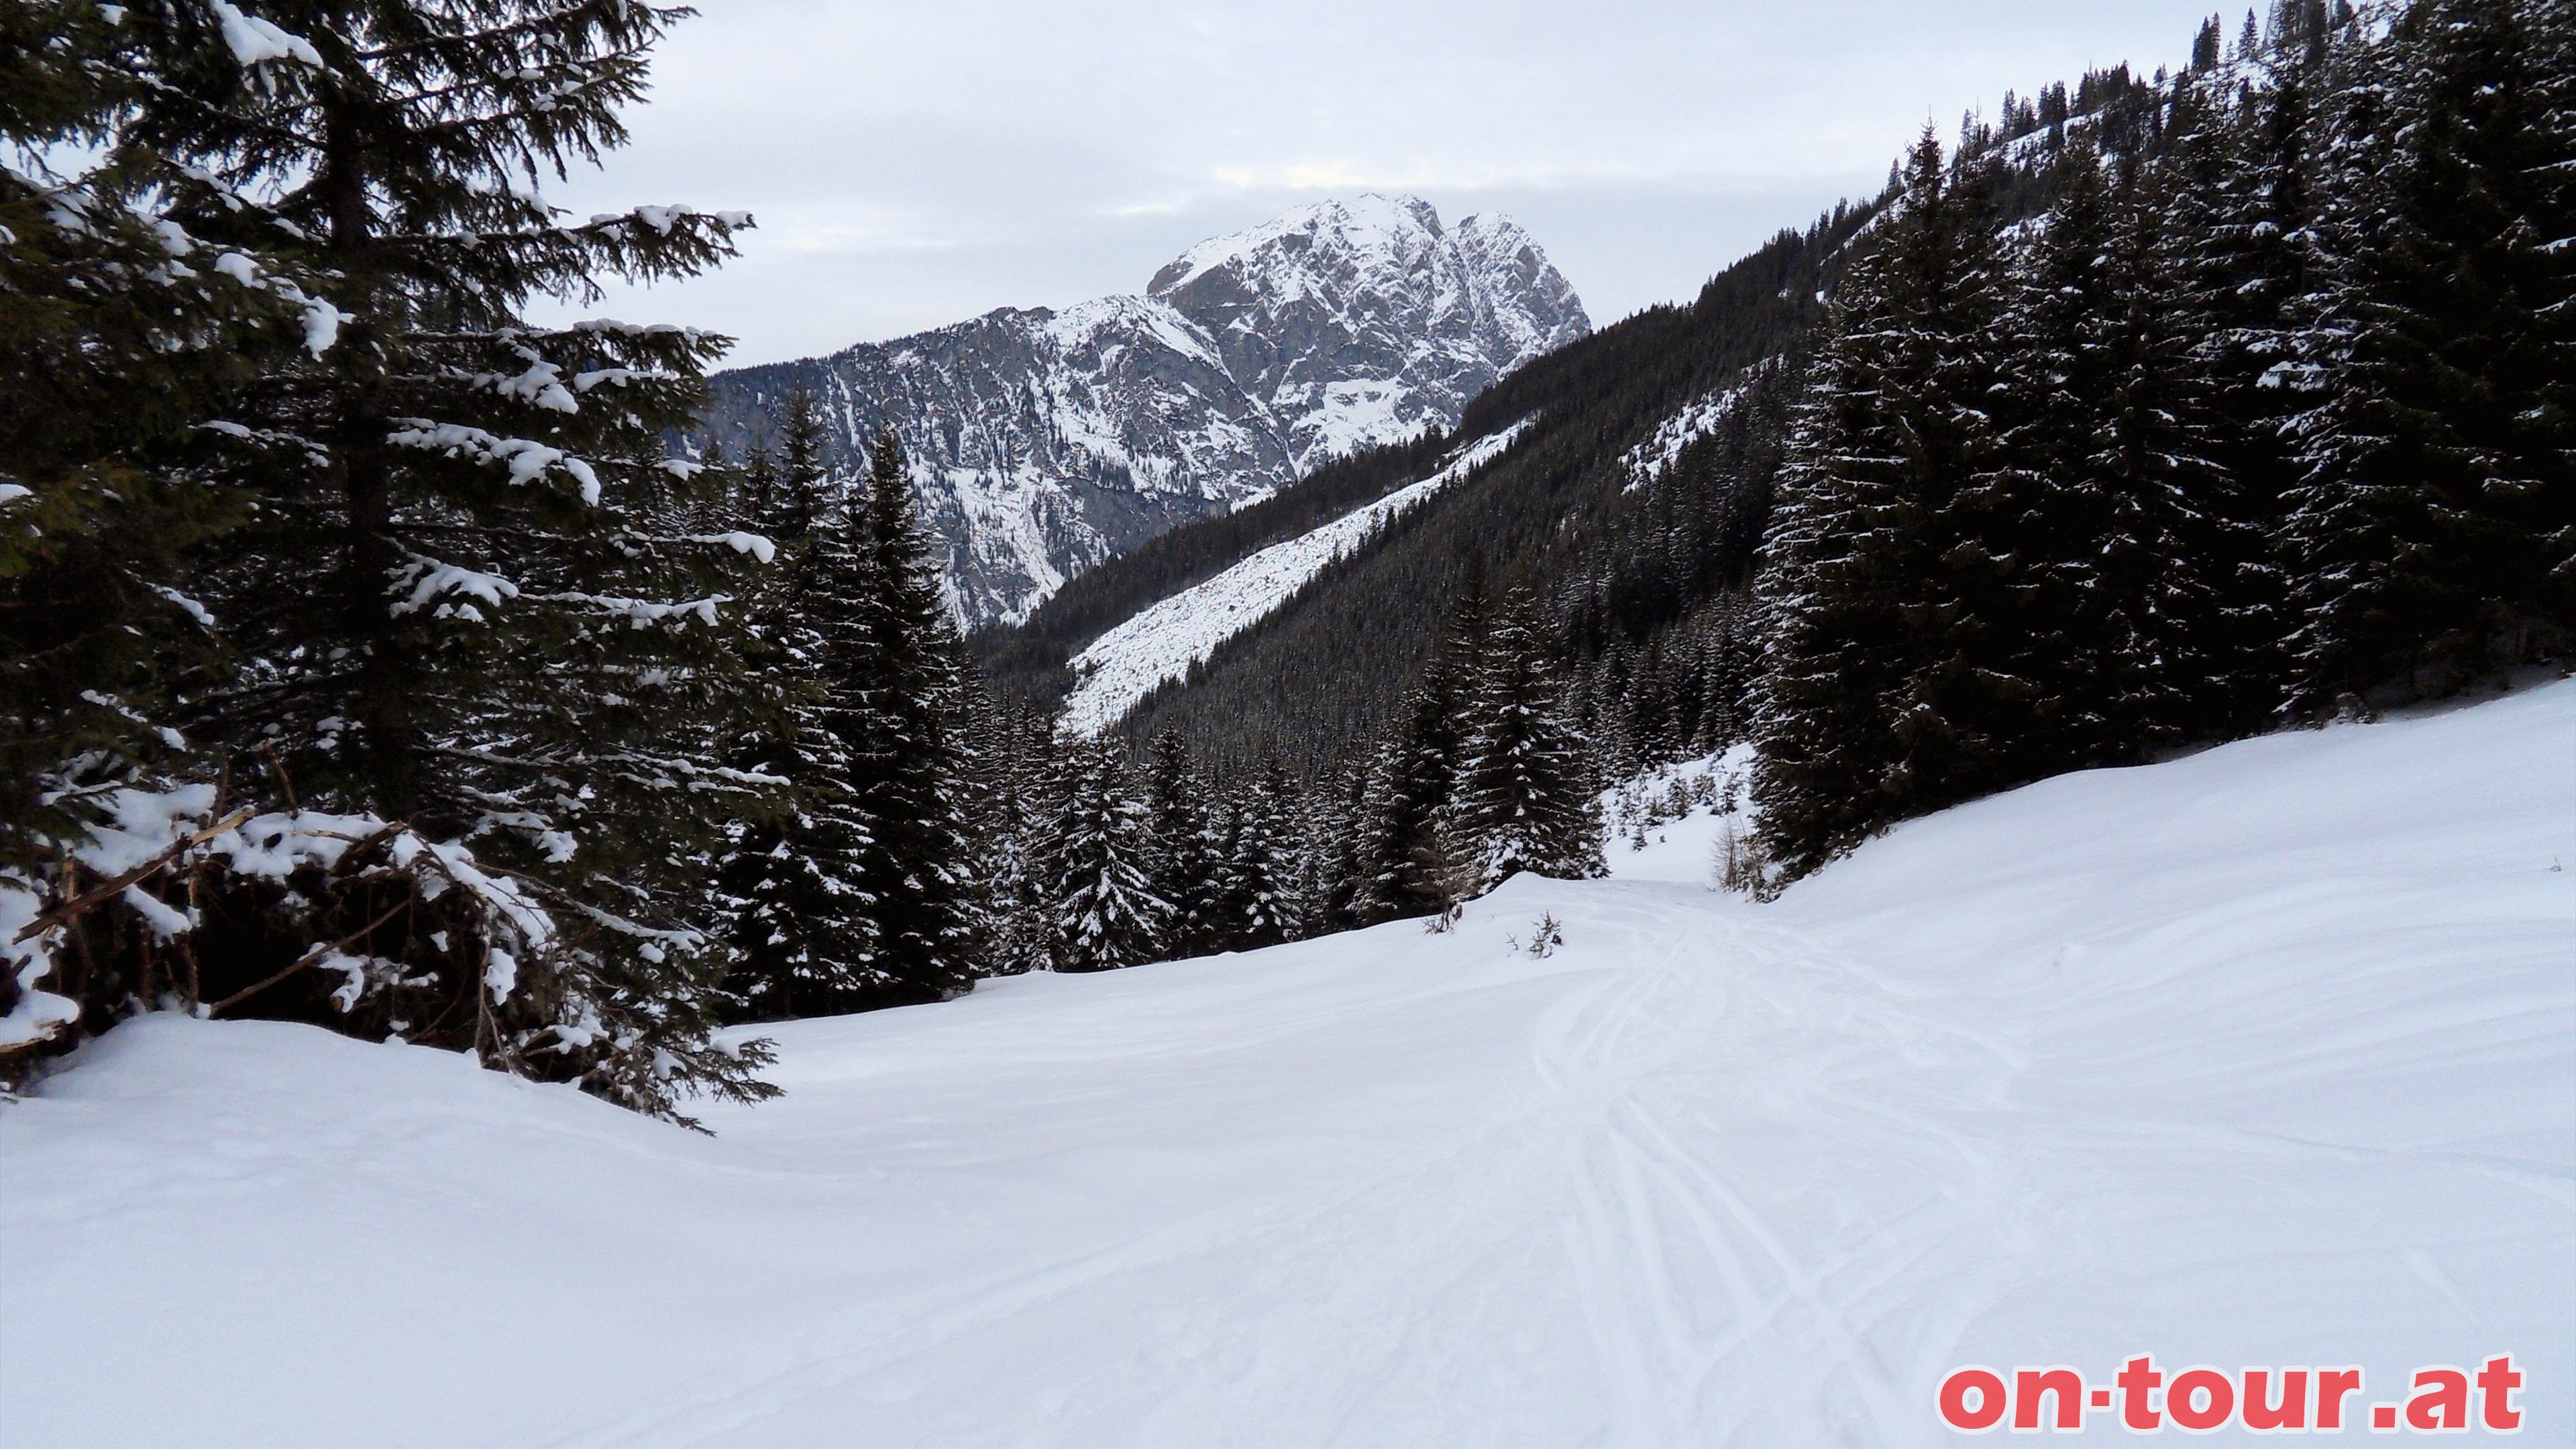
[[1059, 420, 1534, 737], [5, 684, 2571, 1446]]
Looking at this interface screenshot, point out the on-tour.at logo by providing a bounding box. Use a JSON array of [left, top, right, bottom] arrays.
[[1937, 1354, 2525, 1434]]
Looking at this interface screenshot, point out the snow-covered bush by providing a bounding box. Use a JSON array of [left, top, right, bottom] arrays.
[[0, 784, 773, 1118], [1512, 912, 1565, 959]]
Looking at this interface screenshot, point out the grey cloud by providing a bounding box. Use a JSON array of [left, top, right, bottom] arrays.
[[533, 0, 2226, 365]]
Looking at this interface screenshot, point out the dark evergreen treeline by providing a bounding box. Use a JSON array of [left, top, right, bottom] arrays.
[[0, 0, 797, 1114], [971, 428, 1456, 703], [1753, 0, 2571, 879], [0, 1, 983, 1113], [996, 0, 2571, 915], [962, 570, 1610, 971], [1104, 205, 1874, 775], [5, 0, 2566, 1103]]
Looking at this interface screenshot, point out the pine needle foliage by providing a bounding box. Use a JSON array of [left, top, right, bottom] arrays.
[[54, 0, 780, 1116]]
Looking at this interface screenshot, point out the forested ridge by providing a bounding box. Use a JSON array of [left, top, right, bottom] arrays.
[[972, 428, 1457, 704], [1002, 0, 2570, 900], [2, 0, 2565, 1106]]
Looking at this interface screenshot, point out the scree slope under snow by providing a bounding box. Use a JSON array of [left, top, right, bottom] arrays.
[[1058, 419, 1534, 737], [4, 683, 2569, 1447]]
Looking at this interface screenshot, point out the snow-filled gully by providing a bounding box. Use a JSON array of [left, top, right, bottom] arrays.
[[3, 684, 2569, 1446]]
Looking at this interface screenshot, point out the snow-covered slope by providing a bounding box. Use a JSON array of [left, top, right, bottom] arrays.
[[696, 196, 1590, 626], [6, 684, 2570, 1447], [1057, 419, 1536, 737]]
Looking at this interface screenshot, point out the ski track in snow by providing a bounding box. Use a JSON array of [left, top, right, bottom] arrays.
[[5, 684, 2573, 1446], [1057, 419, 1535, 737]]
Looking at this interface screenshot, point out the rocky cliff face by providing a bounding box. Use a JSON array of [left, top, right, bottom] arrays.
[[694, 195, 1589, 627]]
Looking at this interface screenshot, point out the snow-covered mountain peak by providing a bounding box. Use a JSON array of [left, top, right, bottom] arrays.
[[1148, 195, 1590, 470], [696, 196, 1588, 627], [1146, 193, 1448, 298]]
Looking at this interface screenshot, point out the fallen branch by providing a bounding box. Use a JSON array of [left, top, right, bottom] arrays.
[[12, 809, 256, 944]]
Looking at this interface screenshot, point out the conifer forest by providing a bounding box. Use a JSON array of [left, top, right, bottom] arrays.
[[7, 3, 2575, 1445], [2, 0, 2568, 1122]]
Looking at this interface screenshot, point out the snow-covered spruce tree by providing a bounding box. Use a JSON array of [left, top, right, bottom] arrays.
[[968, 696, 1056, 976], [714, 390, 879, 1021], [1690, 590, 1765, 752], [1751, 130, 2009, 881], [2155, 56, 2326, 731], [1040, 737, 1169, 972], [845, 428, 984, 1002], [771, 388, 825, 537], [0, 3, 337, 1067], [1213, 765, 1303, 951], [101, 0, 778, 1116], [1303, 761, 1372, 937], [0, 5, 297, 839], [1355, 572, 1489, 924], [1978, 143, 2231, 761], [1356, 671, 1460, 924], [2279, 0, 2575, 703], [1441, 589, 1603, 889], [1141, 727, 1222, 959], [2092, 154, 2244, 743]]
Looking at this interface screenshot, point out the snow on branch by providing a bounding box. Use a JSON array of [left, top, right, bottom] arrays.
[[207, 1, 324, 69], [155, 587, 217, 629], [0, 884, 80, 1051], [120, 884, 197, 941], [570, 366, 680, 392], [480, 354, 580, 413], [687, 532, 776, 564], [25, 786, 562, 1012], [537, 590, 727, 629], [557, 319, 710, 342], [204, 248, 344, 356], [385, 419, 602, 502], [586, 205, 753, 236], [390, 554, 522, 620], [197, 418, 333, 468]]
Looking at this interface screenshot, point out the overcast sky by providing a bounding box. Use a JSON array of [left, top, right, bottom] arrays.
[[535, 1, 2229, 367]]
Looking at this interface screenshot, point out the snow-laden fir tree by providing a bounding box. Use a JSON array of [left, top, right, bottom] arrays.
[[714, 391, 879, 1020], [1214, 765, 1304, 951], [1142, 728, 1222, 959], [97, 0, 778, 1115], [969, 696, 1057, 976], [1979, 144, 2230, 761], [2279, 0, 2575, 702], [845, 428, 984, 1002], [1040, 738, 1169, 972], [0, 3, 350, 1068], [1356, 571, 1488, 922], [1752, 131, 2010, 880], [0, 1, 311, 853], [1357, 668, 1462, 924], [2088, 154, 2243, 743], [2155, 54, 2325, 730], [1441, 589, 1603, 888], [1302, 762, 1373, 937]]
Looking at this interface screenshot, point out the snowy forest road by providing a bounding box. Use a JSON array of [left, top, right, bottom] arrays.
[[3, 685, 2569, 1447]]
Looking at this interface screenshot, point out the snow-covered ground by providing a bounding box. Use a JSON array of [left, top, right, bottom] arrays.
[[5, 683, 2570, 1447], [1615, 356, 1782, 493], [1059, 419, 1534, 736]]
